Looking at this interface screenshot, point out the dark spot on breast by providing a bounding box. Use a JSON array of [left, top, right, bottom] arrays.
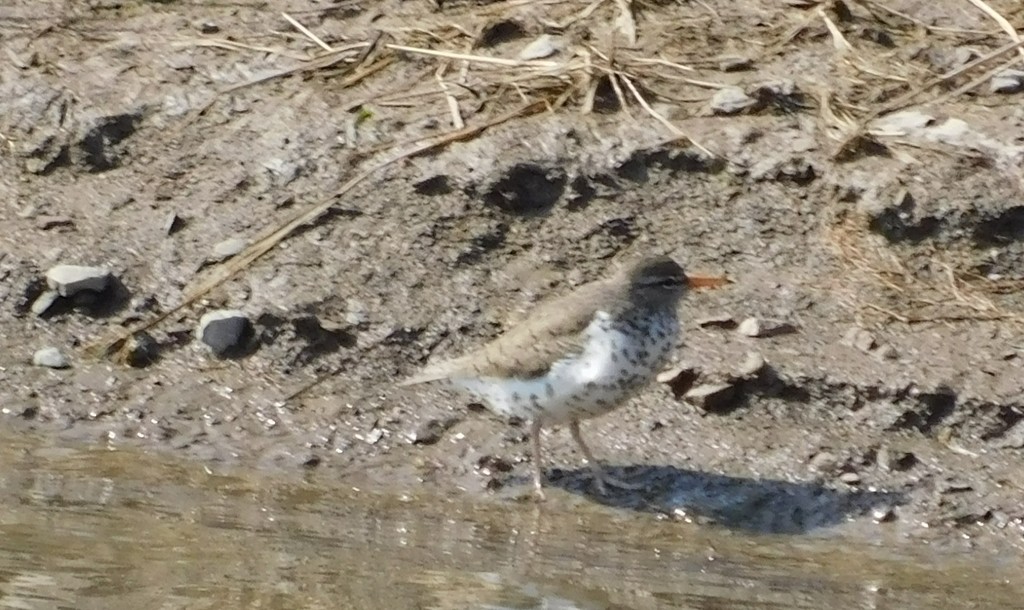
[[610, 352, 620, 363], [585, 381, 596, 390], [529, 393, 539, 403], [511, 392, 521, 402], [544, 382, 555, 398]]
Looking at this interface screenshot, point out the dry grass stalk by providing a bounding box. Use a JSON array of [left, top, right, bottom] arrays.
[[825, 215, 1023, 327], [966, 0, 1024, 63]]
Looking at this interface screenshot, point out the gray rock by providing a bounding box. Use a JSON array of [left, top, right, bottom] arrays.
[[990, 68, 1024, 94], [198, 309, 251, 356], [684, 382, 738, 412], [46, 264, 111, 297], [33, 346, 70, 369], [709, 86, 756, 115], [211, 238, 247, 261]]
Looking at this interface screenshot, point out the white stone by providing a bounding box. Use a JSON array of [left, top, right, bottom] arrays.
[[33, 346, 69, 369], [45, 265, 111, 297]]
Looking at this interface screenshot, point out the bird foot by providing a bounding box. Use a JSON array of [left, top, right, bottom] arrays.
[[589, 467, 644, 494]]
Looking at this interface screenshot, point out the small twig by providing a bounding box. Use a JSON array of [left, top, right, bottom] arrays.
[[820, 8, 853, 53], [608, 73, 633, 119], [435, 65, 465, 129], [620, 75, 717, 159], [281, 11, 333, 52], [966, 0, 1024, 63], [928, 54, 1024, 106], [177, 43, 371, 129], [385, 43, 562, 69]]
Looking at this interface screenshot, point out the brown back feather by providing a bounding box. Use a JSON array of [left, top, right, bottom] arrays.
[[398, 279, 613, 385]]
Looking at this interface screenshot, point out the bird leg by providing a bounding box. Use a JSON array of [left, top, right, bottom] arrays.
[[569, 419, 643, 493], [530, 418, 546, 501]]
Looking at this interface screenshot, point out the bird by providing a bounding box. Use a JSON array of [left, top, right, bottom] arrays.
[[399, 255, 710, 499]]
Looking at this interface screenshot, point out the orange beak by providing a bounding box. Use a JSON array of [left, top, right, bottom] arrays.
[[685, 273, 732, 290]]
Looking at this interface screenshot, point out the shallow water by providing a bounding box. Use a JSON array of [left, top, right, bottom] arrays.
[[0, 431, 1019, 610]]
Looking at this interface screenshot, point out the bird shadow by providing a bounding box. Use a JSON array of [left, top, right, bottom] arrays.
[[536, 464, 905, 535]]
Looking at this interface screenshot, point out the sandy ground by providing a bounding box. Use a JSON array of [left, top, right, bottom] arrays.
[[2, 0, 1023, 549]]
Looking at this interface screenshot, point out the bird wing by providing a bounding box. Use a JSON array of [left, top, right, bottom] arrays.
[[398, 280, 606, 385]]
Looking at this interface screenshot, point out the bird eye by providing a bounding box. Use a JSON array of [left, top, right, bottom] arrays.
[[659, 278, 682, 288]]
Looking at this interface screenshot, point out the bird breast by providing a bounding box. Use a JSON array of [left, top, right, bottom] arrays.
[[451, 310, 679, 422]]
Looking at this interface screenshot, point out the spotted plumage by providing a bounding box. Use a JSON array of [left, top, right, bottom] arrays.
[[399, 255, 694, 498]]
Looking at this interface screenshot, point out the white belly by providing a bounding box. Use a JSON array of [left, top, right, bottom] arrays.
[[451, 310, 678, 423]]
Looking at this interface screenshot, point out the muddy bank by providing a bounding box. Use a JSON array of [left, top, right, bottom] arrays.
[[1, 0, 1023, 551]]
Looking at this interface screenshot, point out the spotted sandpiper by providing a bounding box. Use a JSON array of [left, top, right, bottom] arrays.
[[400, 256, 718, 498]]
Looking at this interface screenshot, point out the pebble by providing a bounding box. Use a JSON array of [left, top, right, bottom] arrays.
[[718, 55, 752, 72], [476, 454, 514, 474], [874, 344, 898, 361], [808, 450, 838, 472], [33, 346, 70, 369], [405, 417, 459, 445], [709, 86, 757, 115], [345, 298, 369, 326], [197, 309, 252, 356], [46, 264, 111, 297], [683, 383, 737, 412], [842, 326, 876, 352], [989, 68, 1024, 94], [211, 237, 247, 261], [872, 506, 897, 523], [164, 212, 185, 235], [737, 317, 795, 338], [122, 332, 159, 368], [838, 471, 861, 485], [30, 289, 60, 316], [737, 317, 762, 337], [735, 351, 766, 378], [657, 364, 699, 398], [364, 428, 384, 445], [882, 449, 917, 472]]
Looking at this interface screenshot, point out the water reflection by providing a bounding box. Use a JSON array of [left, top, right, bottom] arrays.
[[0, 433, 1019, 610]]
